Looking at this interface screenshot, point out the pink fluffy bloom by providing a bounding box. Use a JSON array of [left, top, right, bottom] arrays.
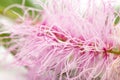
[[6, 0, 120, 80]]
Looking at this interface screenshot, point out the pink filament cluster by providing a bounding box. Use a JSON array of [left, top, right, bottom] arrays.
[[9, 0, 120, 80]]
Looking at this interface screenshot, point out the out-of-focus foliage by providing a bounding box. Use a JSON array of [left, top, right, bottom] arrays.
[[0, 0, 41, 19]]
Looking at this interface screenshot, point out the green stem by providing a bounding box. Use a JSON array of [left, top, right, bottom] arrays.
[[107, 48, 120, 55]]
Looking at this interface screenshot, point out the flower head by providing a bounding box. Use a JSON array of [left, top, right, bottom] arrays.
[[6, 0, 120, 80]]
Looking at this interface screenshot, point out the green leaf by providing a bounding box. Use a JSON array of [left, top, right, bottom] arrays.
[[2, 38, 11, 42], [0, 33, 10, 37], [114, 16, 120, 26]]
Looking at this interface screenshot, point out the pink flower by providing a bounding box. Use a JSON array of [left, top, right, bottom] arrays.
[[9, 0, 120, 80]]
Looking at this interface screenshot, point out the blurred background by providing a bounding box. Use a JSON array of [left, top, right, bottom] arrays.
[[0, 0, 41, 80], [0, 0, 120, 80]]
